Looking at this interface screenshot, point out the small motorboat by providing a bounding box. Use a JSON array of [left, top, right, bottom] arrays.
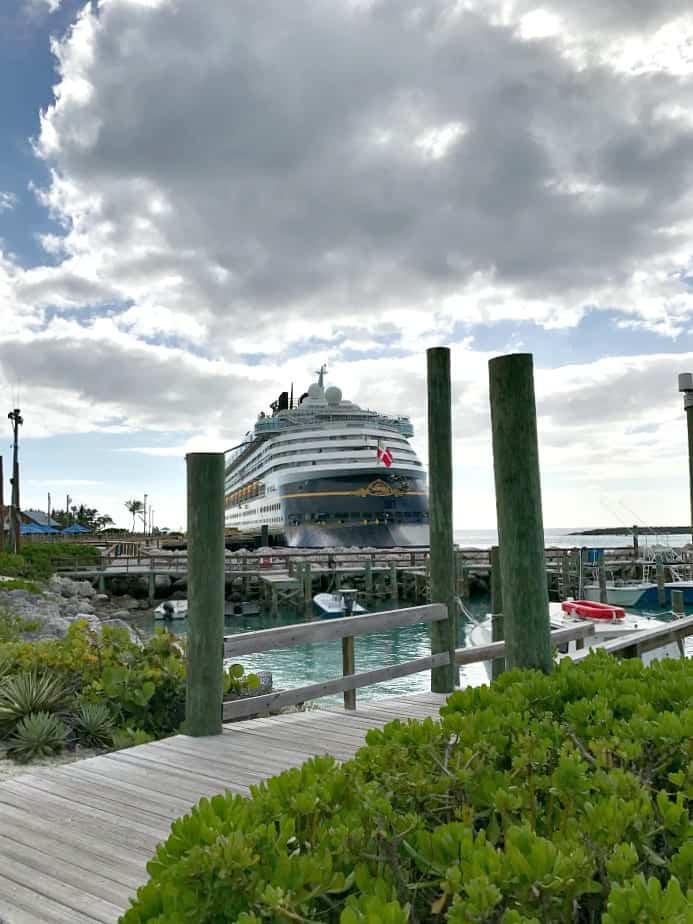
[[313, 588, 366, 616], [154, 600, 187, 620]]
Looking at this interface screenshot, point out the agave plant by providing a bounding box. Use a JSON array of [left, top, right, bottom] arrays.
[[74, 702, 114, 747], [0, 671, 71, 732], [8, 712, 68, 762]]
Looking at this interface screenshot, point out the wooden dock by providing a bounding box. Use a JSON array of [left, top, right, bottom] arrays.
[[0, 693, 446, 924]]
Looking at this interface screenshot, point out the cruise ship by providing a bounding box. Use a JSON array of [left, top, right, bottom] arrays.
[[224, 367, 429, 547]]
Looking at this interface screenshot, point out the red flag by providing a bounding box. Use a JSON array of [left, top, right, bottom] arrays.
[[376, 439, 393, 468]]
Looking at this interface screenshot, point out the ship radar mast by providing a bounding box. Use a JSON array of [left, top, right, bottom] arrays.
[[315, 364, 327, 389]]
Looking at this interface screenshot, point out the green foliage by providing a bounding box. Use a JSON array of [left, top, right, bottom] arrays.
[[0, 607, 41, 642], [121, 653, 693, 924], [8, 711, 68, 762], [224, 663, 261, 696], [112, 726, 155, 749], [74, 701, 114, 747], [0, 577, 41, 594], [0, 544, 99, 580], [0, 670, 71, 731]]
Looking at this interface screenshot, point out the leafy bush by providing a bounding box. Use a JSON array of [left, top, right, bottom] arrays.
[[74, 701, 114, 747], [8, 711, 68, 762], [224, 663, 261, 696], [121, 653, 693, 924], [0, 578, 42, 594], [112, 727, 155, 750]]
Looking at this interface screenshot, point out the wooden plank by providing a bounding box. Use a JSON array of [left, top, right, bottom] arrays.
[[223, 653, 450, 719], [0, 830, 139, 898], [224, 603, 446, 656], [0, 874, 108, 924], [50, 764, 196, 816], [456, 622, 595, 665], [0, 852, 123, 924], [0, 804, 147, 880]]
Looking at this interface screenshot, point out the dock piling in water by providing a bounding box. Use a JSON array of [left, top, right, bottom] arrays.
[[426, 346, 458, 692], [185, 452, 225, 736], [489, 353, 552, 673]]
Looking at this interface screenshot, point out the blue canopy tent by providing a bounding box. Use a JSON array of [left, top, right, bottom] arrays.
[[20, 523, 59, 535], [61, 523, 91, 534]]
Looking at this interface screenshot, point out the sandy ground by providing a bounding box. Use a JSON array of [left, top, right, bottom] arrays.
[[0, 746, 104, 782]]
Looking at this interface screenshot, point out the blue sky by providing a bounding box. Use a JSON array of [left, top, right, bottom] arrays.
[[2, 0, 693, 531]]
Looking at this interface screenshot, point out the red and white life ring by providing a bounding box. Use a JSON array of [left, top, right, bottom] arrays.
[[561, 600, 626, 621]]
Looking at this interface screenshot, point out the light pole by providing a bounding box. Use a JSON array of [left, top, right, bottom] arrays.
[[678, 373, 693, 544]]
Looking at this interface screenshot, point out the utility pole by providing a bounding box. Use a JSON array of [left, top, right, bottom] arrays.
[[66, 494, 71, 524], [0, 455, 4, 553], [143, 493, 148, 537], [47, 492, 51, 522], [8, 408, 23, 554], [678, 373, 693, 544]]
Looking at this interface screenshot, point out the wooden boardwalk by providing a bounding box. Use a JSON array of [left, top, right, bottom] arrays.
[[0, 693, 446, 924]]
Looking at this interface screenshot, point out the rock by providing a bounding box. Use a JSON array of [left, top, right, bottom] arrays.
[[115, 595, 140, 611], [94, 594, 110, 604], [110, 609, 135, 621], [96, 618, 141, 643], [59, 597, 96, 618], [73, 580, 97, 598], [48, 575, 78, 598]]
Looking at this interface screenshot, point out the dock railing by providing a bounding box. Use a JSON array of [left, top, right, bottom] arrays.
[[221, 605, 599, 721]]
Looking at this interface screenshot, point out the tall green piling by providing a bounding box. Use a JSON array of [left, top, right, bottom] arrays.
[[185, 452, 225, 736], [489, 353, 552, 673], [427, 346, 458, 692]]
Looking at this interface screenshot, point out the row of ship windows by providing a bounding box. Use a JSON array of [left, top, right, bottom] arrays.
[[230, 454, 423, 487], [269, 433, 411, 449], [227, 511, 428, 526], [230, 433, 414, 481]]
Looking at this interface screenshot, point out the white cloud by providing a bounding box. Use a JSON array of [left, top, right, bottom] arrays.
[[0, 192, 17, 213]]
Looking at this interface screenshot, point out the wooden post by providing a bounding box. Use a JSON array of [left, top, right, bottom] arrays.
[[364, 559, 373, 597], [389, 561, 398, 602], [427, 347, 457, 692], [632, 525, 639, 560], [98, 573, 106, 594], [598, 552, 608, 604], [490, 545, 504, 680], [303, 562, 312, 613], [656, 556, 666, 607], [342, 636, 356, 710], [148, 572, 155, 606], [488, 353, 552, 673], [185, 453, 225, 737], [561, 553, 570, 599], [671, 588, 684, 616]]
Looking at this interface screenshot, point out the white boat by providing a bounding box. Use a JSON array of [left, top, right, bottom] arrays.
[[583, 581, 657, 607], [224, 366, 429, 548], [154, 600, 188, 620], [313, 591, 366, 616], [467, 602, 682, 679]]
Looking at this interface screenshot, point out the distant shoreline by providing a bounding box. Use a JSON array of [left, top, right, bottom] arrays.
[[570, 526, 691, 536]]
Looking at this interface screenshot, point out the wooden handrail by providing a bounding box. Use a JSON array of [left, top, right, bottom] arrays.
[[455, 622, 596, 665], [223, 603, 446, 657], [570, 615, 693, 662]]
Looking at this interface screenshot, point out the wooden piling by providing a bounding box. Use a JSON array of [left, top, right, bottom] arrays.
[[671, 588, 684, 616], [427, 347, 457, 692], [342, 636, 356, 710], [389, 561, 398, 602], [488, 353, 552, 674], [598, 553, 608, 604], [656, 556, 666, 608], [490, 545, 504, 680], [632, 525, 639, 559], [185, 452, 225, 737]]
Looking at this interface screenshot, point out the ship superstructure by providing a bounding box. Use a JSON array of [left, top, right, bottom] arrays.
[[224, 367, 429, 547]]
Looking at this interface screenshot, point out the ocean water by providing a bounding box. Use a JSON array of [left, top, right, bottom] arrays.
[[454, 529, 689, 550]]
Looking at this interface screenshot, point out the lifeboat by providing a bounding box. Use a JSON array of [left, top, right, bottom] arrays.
[[561, 600, 626, 621]]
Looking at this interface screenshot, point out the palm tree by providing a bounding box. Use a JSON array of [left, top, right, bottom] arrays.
[[124, 500, 143, 533]]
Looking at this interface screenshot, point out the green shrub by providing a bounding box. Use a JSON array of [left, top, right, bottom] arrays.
[[74, 701, 114, 747], [0, 552, 29, 578], [0, 608, 41, 642], [0, 543, 100, 581], [0, 577, 41, 594], [121, 653, 693, 924], [0, 670, 71, 732], [224, 663, 261, 696], [8, 711, 68, 762], [112, 726, 155, 749]]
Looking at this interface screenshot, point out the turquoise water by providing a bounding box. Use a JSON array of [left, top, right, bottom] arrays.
[[156, 598, 491, 705]]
